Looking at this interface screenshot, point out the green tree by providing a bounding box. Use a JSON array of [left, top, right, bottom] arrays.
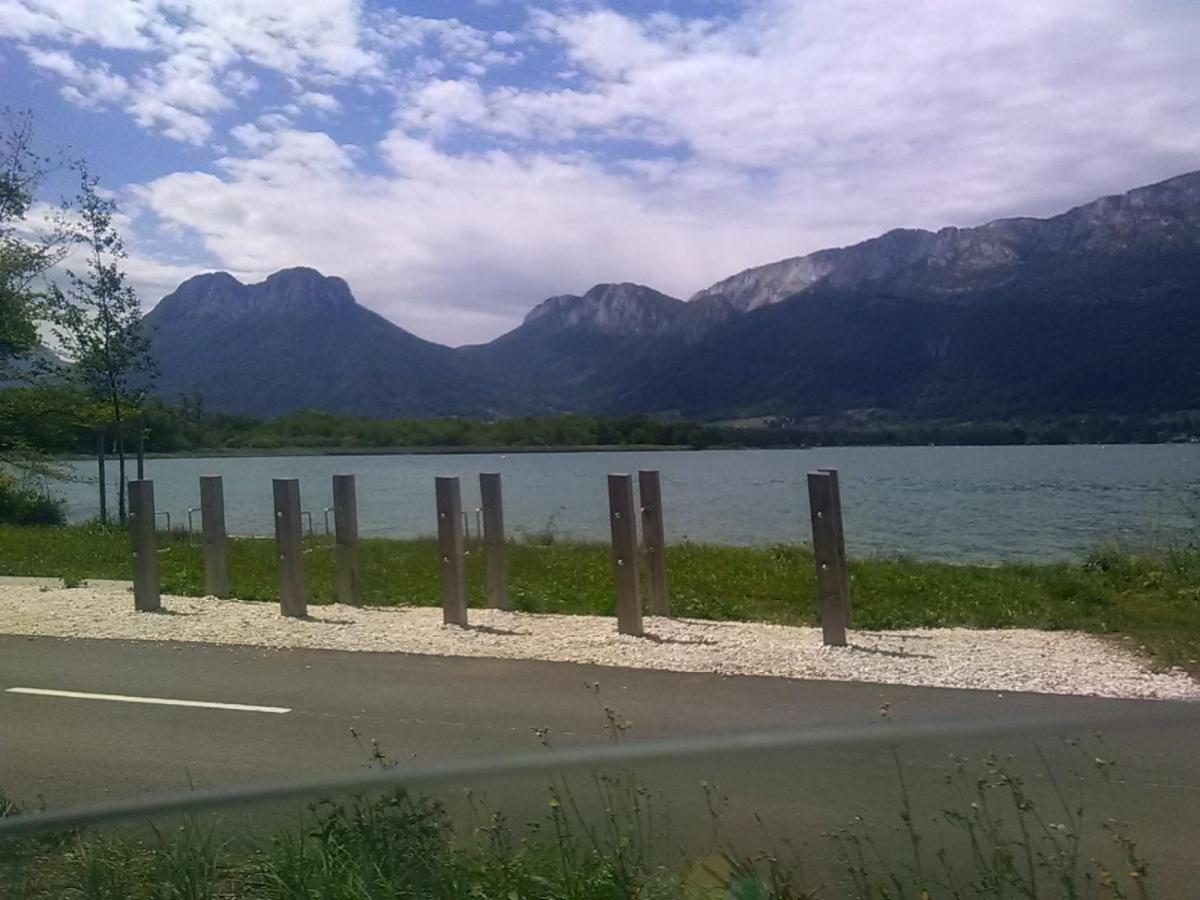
[[0, 109, 82, 516], [1, 112, 44, 357], [1, 109, 71, 372], [46, 166, 154, 524]]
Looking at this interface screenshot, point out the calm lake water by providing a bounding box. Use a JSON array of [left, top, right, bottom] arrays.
[[54, 445, 1198, 563]]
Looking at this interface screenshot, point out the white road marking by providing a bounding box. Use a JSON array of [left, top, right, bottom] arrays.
[[5, 687, 290, 714]]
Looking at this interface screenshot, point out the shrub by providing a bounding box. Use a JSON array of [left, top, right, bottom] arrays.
[[0, 472, 65, 526]]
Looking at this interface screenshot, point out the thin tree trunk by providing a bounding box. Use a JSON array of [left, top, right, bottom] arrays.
[[112, 387, 127, 525], [136, 421, 145, 480], [96, 429, 107, 525], [116, 421, 127, 525]]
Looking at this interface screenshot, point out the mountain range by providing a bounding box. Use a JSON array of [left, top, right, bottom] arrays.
[[144, 170, 1200, 421]]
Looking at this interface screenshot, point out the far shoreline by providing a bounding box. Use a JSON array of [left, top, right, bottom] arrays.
[[60, 443, 711, 461], [54, 439, 1199, 461]]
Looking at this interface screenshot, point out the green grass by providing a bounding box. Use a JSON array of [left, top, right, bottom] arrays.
[[0, 524, 1198, 674], [0, 739, 1161, 899]]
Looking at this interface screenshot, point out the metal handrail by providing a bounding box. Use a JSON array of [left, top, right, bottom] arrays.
[[154, 511, 171, 531], [186, 507, 201, 533]]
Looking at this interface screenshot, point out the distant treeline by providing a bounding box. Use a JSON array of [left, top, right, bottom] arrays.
[[2, 386, 1197, 454], [149, 407, 728, 451]]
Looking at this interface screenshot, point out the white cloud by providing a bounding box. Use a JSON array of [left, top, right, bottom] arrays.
[[0, 0, 157, 48], [223, 68, 259, 97], [131, 127, 810, 343], [424, 0, 1200, 210], [127, 94, 215, 144], [10, 0, 1199, 346], [365, 11, 505, 63], [3, 0, 379, 142], [4, 3, 525, 144], [537, 9, 674, 79], [23, 45, 129, 108], [297, 90, 341, 113], [399, 79, 487, 133]]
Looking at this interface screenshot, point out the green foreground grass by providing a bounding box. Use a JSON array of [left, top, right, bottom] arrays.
[[0, 738, 1160, 899], [1, 524, 1199, 674]]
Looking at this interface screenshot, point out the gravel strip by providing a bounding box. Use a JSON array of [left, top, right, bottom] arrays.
[[1, 581, 1196, 701]]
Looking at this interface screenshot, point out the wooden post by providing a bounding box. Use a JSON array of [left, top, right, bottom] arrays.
[[199, 475, 229, 598], [816, 467, 852, 626], [807, 471, 847, 646], [97, 430, 108, 525], [608, 474, 644, 636], [333, 474, 363, 606], [638, 469, 670, 616], [435, 476, 468, 625], [272, 478, 307, 617], [479, 473, 509, 610], [127, 479, 160, 611]]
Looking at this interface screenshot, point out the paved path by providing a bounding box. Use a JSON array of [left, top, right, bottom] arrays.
[[2, 635, 1198, 890]]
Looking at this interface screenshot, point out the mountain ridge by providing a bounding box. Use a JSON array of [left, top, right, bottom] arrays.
[[689, 169, 1200, 313], [144, 267, 507, 418], [140, 169, 1200, 420]]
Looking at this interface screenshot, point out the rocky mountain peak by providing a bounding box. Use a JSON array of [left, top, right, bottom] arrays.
[[260, 267, 356, 311], [691, 169, 1200, 312], [150, 267, 358, 325], [522, 282, 685, 336]]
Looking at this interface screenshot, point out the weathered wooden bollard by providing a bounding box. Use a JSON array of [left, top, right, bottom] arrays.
[[272, 478, 307, 617], [608, 474, 644, 636], [199, 475, 229, 598], [332, 474, 363, 606], [816, 467, 851, 626], [435, 476, 468, 625], [638, 469, 670, 616], [807, 471, 848, 646], [479, 473, 509, 610], [127, 479, 160, 611]]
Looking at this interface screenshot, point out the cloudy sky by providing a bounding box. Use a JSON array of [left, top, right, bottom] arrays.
[[2, 0, 1197, 345]]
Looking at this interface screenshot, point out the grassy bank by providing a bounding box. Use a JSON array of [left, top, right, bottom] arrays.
[[1, 524, 1198, 674]]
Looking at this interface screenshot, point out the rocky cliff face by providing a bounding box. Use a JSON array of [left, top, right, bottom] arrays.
[[153, 267, 357, 324], [523, 283, 686, 336], [520, 281, 739, 344], [144, 267, 498, 418], [690, 170, 1200, 312]]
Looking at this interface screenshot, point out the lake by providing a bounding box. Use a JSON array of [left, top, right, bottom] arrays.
[[52, 445, 1198, 563]]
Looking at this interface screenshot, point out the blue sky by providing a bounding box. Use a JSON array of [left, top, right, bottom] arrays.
[[2, 0, 1198, 345]]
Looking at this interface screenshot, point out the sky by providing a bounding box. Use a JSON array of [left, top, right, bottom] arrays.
[[2, 0, 1198, 346]]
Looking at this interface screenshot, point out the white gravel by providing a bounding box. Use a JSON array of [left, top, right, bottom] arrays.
[[0, 579, 1196, 701]]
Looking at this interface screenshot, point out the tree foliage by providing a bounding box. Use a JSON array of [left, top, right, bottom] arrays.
[[0, 469, 64, 525], [44, 165, 153, 522], [0, 109, 79, 499], [0, 108, 67, 366]]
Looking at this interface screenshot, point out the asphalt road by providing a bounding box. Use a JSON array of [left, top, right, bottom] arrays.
[[2, 635, 1198, 890]]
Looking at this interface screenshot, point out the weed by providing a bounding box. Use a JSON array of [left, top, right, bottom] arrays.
[[517, 513, 561, 546], [0, 730, 1167, 900]]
